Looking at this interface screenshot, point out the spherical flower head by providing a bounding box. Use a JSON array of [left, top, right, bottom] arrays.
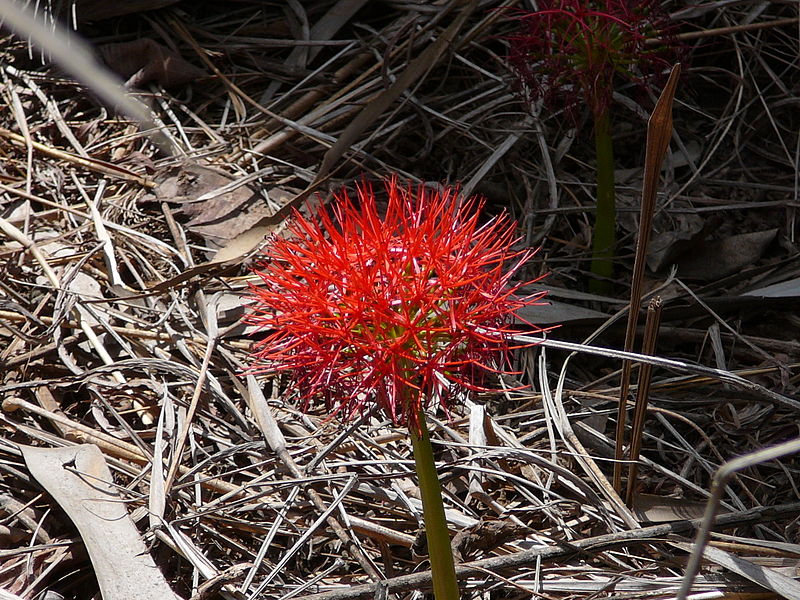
[[247, 176, 547, 434], [507, 0, 682, 119]]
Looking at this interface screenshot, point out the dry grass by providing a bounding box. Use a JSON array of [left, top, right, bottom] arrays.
[[0, 1, 799, 599]]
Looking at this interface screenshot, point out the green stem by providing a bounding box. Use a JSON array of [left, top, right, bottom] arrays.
[[590, 108, 617, 295], [410, 410, 460, 600]]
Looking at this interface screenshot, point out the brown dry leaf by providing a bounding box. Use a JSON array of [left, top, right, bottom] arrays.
[[631, 493, 709, 522], [216, 220, 291, 264], [147, 220, 285, 292], [155, 163, 252, 219], [516, 298, 607, 326], [100, 39, 205, 89], [187, 200, 289, 253], [676, 228, 778, 281], [647, 213, 706, 272], [151, 162, 288, 251], [21, 444, 181, 600], [148, 180, 322, 292], [452, 517, 531, 561]]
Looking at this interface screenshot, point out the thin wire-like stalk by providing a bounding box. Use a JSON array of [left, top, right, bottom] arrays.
[[675, 437, 800, 600], [410, 410, 459, 600], [624, 296, 662, 506]]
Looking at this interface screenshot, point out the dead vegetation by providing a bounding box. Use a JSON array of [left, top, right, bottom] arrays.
[[0, 1, 799, 599]]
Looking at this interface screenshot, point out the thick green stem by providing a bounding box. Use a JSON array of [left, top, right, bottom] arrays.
[[590, 108, 617, 294], [410, 411, 460, 600]]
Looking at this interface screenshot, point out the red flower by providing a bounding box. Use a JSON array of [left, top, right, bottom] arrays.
[[507, 0, 681, 118], [247, 176, 547, 433]]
